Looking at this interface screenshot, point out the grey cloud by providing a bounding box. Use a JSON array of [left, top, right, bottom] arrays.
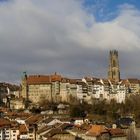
[[0, 0, 139, 83]]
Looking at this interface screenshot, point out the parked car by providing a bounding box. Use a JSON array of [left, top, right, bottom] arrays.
[[116, 117, 135, 129]]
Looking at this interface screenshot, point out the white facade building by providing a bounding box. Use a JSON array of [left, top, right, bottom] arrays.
[[0, 127, 19, 140]]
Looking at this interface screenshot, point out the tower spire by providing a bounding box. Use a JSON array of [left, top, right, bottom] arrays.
[[108, 50, 120, 81]]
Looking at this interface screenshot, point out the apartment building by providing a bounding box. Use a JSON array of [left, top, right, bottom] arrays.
[[127, 79, 140, 94], [82, 78, 127, 103], [60, 78, 70, 102], [0, 119, 19, 140]]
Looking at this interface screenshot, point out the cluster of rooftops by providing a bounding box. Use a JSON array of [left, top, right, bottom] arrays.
[[22, 73, 140, 89], [0, 107, 127, 140]]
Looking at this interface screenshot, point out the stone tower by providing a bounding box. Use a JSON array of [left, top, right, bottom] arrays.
[[21, 72, 28, 99], [108, 50, 120, 81]]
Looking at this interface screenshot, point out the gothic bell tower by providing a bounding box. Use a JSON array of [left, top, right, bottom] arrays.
[[108, 50, 120, 82]]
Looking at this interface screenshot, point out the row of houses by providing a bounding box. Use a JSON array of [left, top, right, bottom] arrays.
[[21, 73, 140, 105], [0, 108, 36, 140]]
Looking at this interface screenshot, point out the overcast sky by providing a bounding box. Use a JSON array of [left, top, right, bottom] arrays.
[[0, 0, 140, 83]]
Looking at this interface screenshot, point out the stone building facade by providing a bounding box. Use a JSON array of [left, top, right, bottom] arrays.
[[108, 50, 120, 82]]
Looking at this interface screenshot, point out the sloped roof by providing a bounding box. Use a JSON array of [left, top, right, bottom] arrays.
[[26, 74, 67, 84], [27, 75, 51, 85], [19, 124, 28, 133], [94, 81, 103, 85], [69, 79, 78, 84], [0, 82, 19, 91], [42, 123, 72, 138], [26, 115, 42, 124], [37, 125, 51, 134], [51, 74, 61, 82], [61, 78, 70, 83], [121, 79, 129, 86], [127, 78, 139, 84], [84, 77, 93, 82], [109, 128, 126, 137], [87, 125, 108, 137], [0, 118, 11, 127]]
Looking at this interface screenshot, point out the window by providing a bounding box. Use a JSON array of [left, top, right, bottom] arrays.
[[113, 71, 116, 76], [113, 60, 116, 67], [29, 134, 33, 137], [29, 128, 33, 133]]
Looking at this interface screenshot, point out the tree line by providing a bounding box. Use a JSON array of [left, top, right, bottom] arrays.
[[69, 94, 140, 125]]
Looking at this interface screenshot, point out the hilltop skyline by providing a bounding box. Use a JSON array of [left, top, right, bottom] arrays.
[[0, 0, 140, 83]]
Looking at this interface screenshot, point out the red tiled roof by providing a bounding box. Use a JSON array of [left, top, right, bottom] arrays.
[[127, 79, 139, 84], [51, 74, 61, 82], [0, 118, 11, 127], [26, 73, 63, 85], [26, 115, 42, 124], [19, 124, 28, 133], [109, 128, 126, 137], [69, 79, 78, 84], [27, 75, 51, 85], [87, 125, 108, 137]]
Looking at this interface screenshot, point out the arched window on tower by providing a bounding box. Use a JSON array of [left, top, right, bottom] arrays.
[[113, 70, 116, 76], [113, 60, 116, 67]]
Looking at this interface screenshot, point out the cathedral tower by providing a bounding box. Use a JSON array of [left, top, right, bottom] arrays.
[[108, 50, 120, 81]]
